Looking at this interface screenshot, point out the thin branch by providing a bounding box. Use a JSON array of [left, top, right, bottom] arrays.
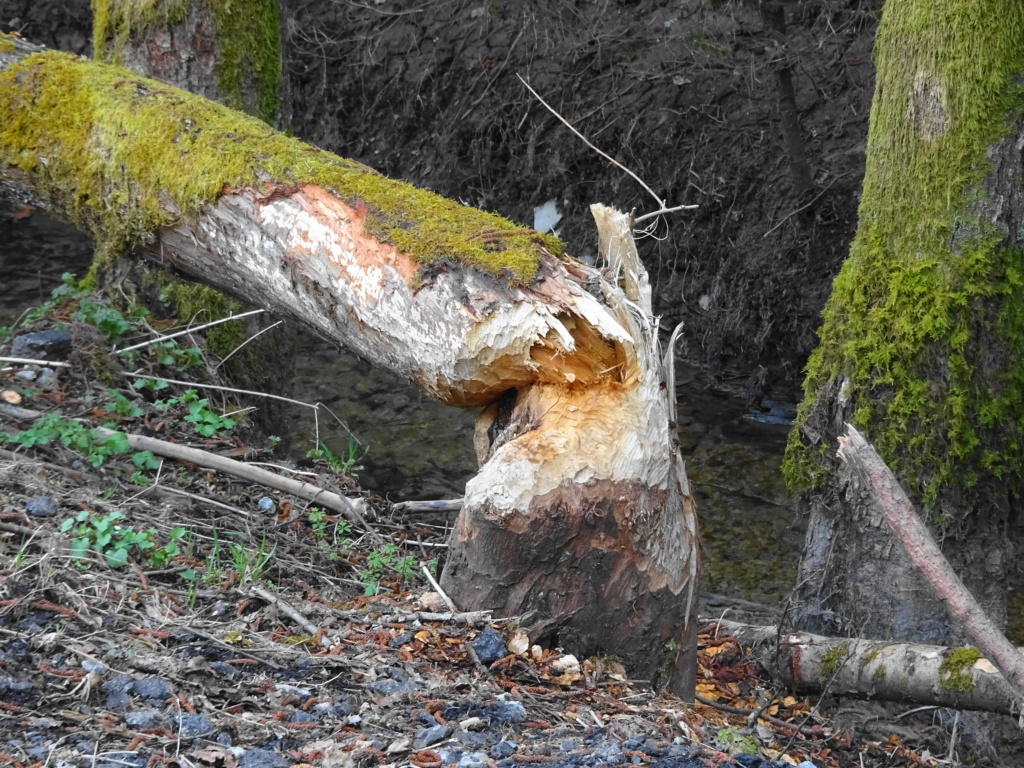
[[518, 74, 665, 210], [0, 357, 72, 368], [634, 203, 699, 225], [116, 309, 265, 353]]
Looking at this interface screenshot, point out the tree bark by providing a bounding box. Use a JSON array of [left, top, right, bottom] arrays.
[[93, 0, 285, 127], [783, 0, 1024, 646], [713, 620, 1024, 718], [0, 37, 700, 695]]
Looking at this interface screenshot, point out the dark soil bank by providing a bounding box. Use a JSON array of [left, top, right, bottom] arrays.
[[2, 0, 878, 397]]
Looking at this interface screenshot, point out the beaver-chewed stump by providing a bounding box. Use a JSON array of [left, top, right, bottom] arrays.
[[0, 37, 700, 695]]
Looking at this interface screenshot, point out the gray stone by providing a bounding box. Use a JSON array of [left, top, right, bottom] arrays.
[[11, 330, 72, 361], [174, 713, 216, 738], [367, 678, 418, 696], [124, 709, 168, 729], [413, 724, 448, 749], [490, 741, 517, 760], [240, 749, 288, 768], [470, 628, 507, 664], [131, 676, 174, 703], [24, 496, 56, 518]]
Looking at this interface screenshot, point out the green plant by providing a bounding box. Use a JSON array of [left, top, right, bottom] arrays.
[[149, 340, 204, 370], [0, 325, 12, 342], [60, 510, 185, 569], [154, 389, 236, 437], [308, 507, 328, 541], [306, 439, 365, 475], [227, 535, 275, 586], [105, 388, 143, 421], [264, 435, 281, 453], [3, 413, 131, 467], [359, 542, 418, 596]]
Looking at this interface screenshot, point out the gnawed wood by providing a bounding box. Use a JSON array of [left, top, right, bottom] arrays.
[[0, 41, 699, 695], [714, 619, 1024, 718], [443, 205, 700, 696]]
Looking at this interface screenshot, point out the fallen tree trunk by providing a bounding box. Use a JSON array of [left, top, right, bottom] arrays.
[[713, 619, 1023, 717], [0, 36, 699, 694]]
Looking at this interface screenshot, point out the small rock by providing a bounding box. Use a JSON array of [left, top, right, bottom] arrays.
[[24, 496, 56, 518], [239, 749, 289, 768], [456, 752, 489, 768], [11, 330, 72, 361], [418, 711, 438, 726], [124, 709, 167, 729], [291, 711, 316, 723], [216, 732, 233, 747], [211, 661, 239, 679], [412, 723, 448, 749], [101, 674, 134, 710], [174, 713, 216, 738], [471, 628, 507, 664], [485, 699, 526, 725], [490, 741, 517, 760], [257, 497, 276, 513], [459, 716, 485, 731], [131, 676, 174, 703], [389, 631, 416, 647], [559, 740, 575, 752], [368, 678, 418, 696], [96, 752, 145, 768], [385, 737, 411, 754], [456, 731, 492, 749]]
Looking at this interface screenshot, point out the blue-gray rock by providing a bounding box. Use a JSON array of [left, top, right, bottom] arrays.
[[174, 713, 216, 738], [559, 740, 576, 752], [456, 731, 492, 749], [389, 631, 416, 647], [470, 628, 507, 664], [124, 709, 168, 729], [490, 741, 517, 760], [457, 752, 489, 768], [217, 732, 233, 747], [11, 330, 72, 361], [240, 749, 288, 768], [484, 700, 526, 725], [413, 724, 448, 749], [211, 661, 240, 679], [257, 497, 276, 513], [25, 496, 56, 517], [418, 711, 438, 726], [101, 673, 134, 710], [368, 678, 418, 696], [291, 711, 317, 723], [132, 676, 174, 703]]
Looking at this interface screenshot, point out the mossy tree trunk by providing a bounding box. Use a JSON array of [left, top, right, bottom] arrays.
[[0, 37, 700, 696], [783, 1, 1024, 645], [91, 0, 294, 438], [92, 0, 286, 128]]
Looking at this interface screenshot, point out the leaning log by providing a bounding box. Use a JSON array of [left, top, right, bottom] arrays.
[[714, 620, 1023, 717], [0, 36, 699, 694]]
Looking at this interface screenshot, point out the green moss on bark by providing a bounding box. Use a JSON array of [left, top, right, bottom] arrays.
[[0, 33, 15, 54], [92, 0, 282, 126], [819, 642, 849, 682], [939, 646, 981, 691], [0, 50, 558, 283], [783, 1, 1024, 512]]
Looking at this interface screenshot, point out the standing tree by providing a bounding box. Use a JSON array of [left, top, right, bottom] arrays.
[[783, 0, 1024, 644], [0, 34, 700, 695]]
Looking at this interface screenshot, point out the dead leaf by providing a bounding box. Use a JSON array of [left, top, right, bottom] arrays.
[[9, 204, 34, 220]]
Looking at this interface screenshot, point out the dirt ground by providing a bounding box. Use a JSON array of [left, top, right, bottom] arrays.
[[0, 292, 978, 768]]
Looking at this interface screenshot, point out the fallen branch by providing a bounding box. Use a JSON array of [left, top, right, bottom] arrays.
[[334, 609, 493, 626], [838, 426, 1024, 706], [713, 619, 1023, 717], [250, 584, 324, 643], [0, 404, 378, 539], [392, 499, 463, 514]]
